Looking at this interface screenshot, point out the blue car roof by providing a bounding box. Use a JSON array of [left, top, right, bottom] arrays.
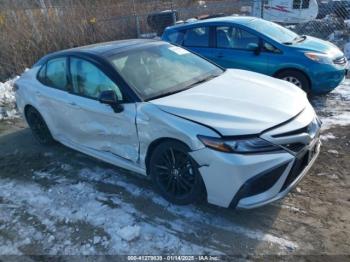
[[166, 16, 259, 31]]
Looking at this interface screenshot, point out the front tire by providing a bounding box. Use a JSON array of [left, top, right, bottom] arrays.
[[276, 70, 310, 93], [26, 107, 55, 145], [149, 141, 205, 205]]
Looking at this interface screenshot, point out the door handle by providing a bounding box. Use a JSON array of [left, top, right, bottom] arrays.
[[35, 91, 42, 97], [217, 53, 224, 58]]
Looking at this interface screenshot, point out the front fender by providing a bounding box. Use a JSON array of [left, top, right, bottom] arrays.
[[136, 103, 220, 169]]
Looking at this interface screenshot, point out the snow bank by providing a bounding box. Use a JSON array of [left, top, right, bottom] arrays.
[[0, 77, 19, 120]]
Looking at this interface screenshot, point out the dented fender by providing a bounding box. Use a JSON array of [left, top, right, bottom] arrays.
[[136, 102, 220, 170]]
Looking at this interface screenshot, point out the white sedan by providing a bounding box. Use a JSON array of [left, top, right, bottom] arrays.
[[15, 39, 321, 209]]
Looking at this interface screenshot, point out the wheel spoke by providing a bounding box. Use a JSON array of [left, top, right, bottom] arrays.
[[155, 164, 169, 171], [169, 148, 176, 166], [178, 178, 190, 191], [161, 154, 173, 168], [158, 172, 171, 181], [171, 178, 176, 194], [183, 176, 193, 186], [166, 177, 173, 191]]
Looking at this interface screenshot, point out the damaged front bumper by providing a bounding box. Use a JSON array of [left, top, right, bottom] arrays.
[[190, 138, 321, 209]]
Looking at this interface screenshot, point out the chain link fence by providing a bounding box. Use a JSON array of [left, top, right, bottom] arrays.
[[0, 0, 349, 81]]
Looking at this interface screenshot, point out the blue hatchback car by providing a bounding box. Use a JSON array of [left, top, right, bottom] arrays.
[[162, 17, 348, 94]]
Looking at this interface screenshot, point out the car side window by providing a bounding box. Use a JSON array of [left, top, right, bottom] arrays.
[[216, 26, 236, 48], [45, 57, 68, 90], [70, 58, 123, 101], [183, 27, 209, 47], [216, 26, 259, 51], [167, 31, 185, 45]]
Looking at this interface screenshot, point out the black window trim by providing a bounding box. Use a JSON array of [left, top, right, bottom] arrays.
[[36, 51, 142, 103]]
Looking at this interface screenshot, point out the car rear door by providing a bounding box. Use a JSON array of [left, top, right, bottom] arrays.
[[63, 56, 139, 162], [35, 56, 73, 139], [211, 25, 269, 74]]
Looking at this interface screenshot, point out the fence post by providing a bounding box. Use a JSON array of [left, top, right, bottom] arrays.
[[171, 0, 176, 25], [132, 0, 140, 38], [136, 15, 141, 38]]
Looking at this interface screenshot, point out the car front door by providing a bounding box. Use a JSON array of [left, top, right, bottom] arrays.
[[63, 57, 139, 162], [211, 25, 268, 74]]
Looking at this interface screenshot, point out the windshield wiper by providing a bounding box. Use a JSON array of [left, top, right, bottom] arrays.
[[146, 74, 219, 101], [186, 74, 218, 88]]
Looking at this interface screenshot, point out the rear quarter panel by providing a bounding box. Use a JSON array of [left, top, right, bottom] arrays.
[[15, 67, 41, 116]]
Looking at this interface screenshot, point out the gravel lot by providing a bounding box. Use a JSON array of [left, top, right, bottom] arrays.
[[0, 80, 349, 258]]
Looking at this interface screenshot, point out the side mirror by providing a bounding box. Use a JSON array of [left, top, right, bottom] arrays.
[[99, 90, 124, 113], [247, 43, 261, 55]]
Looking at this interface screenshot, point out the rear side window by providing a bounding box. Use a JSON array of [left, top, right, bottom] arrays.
[[166, 31, 185, 45], [45, 58, 68, 90], [183, 27, 209, 47]]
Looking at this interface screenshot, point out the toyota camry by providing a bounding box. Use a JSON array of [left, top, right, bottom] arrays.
[[15, 39, 321, 208]]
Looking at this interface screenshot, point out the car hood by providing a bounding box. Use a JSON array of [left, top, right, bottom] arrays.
[[292, 36, 344, 58], [150, 69, 308, 136]]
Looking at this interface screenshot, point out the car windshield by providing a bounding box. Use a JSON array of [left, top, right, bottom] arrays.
[[108, 43, 223, 100], [248, 19, 300, 44]]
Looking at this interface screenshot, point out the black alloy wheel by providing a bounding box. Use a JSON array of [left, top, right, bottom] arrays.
[[150, 141, 205, 205]]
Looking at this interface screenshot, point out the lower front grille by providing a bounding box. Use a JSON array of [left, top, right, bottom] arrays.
[[230, 162, 289, 208], [280, 150, 309, 192]]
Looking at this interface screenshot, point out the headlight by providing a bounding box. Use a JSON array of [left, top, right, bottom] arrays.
[[304, 52, 333, 65], [197, 135, 281, 154]]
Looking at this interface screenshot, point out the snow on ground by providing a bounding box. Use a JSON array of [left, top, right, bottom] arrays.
[[0, 163, 299, 255], [311, 79, 350, 129], [0, 77, 19, 121], [0, 175, 219, 255], [78, 167, 298, 251]]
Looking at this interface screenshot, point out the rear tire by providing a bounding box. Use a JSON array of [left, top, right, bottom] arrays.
[[276, 70, 310, 93], [149, 141, 206, 205], [26, 107, 55, 145]]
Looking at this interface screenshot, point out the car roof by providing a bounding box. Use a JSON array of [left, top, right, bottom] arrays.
[[35, 39, 162, 65], [166, 16, 259, 31]]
